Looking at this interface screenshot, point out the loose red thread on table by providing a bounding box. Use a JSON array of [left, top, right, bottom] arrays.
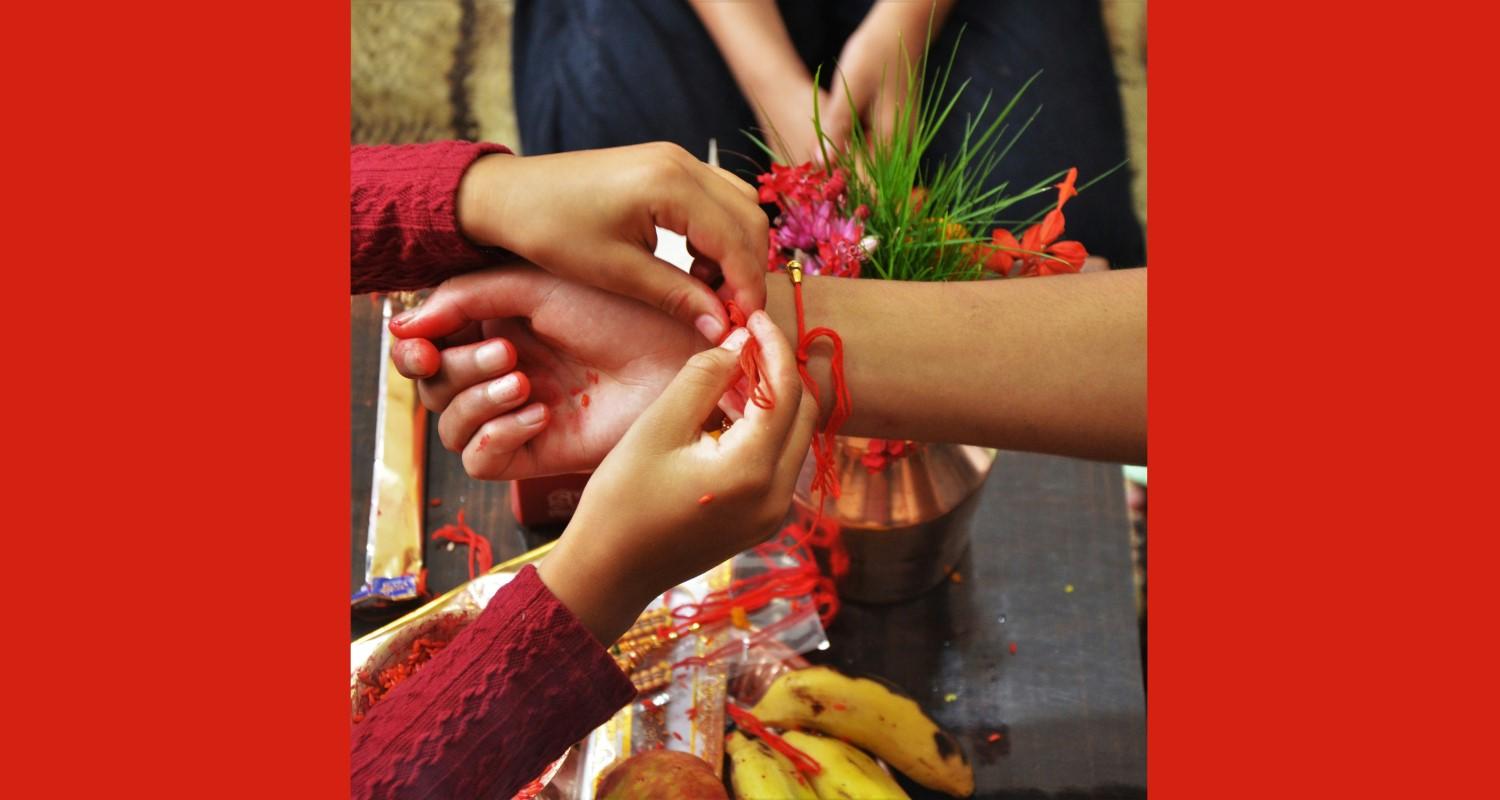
[[431, 508, 494, 580], [727, 704, 822, 775]]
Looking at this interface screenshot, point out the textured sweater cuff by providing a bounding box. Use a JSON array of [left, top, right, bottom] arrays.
[[505, 564, 639, 711], [350, 140, 515, 294]]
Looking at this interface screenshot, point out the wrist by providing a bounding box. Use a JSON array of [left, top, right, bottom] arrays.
[[455, 152, 516, 249], [848, 5, 931, 67], [744, 58, 811, 100], [537, 524, 657, 645], [765, 275, 835, 428]]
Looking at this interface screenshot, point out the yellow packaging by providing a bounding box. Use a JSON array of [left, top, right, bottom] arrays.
[[352, 294, 426, 608]]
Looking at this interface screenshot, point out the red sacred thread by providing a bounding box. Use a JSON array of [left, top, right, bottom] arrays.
[[431, 509, 494, 580], [725, 302, 774, 409], [671, 603, 819, 670], [669, 265, 851, 644], [670, 563, 821, 628], [726, 704, 822, 775], [790, 268, 851, 503]]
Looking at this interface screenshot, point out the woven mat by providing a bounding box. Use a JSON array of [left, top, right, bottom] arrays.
[[351, 0, 520, 148]]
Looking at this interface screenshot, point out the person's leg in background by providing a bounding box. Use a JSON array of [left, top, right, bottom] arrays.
[[512, 1, 1143, 269], [513, 0, 836, 177], [513, 0, 749, 162], [930, 0, 1146, 268]]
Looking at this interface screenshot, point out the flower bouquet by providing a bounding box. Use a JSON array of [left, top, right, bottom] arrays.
[[753, 44, 1112, 602]]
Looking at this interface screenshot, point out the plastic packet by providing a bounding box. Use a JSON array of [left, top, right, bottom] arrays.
[[352, 294, 426, 609], [574, 561, 733, 799]]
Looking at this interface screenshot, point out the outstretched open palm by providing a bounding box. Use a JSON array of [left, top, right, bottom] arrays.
[[389, 266, 706, 480]]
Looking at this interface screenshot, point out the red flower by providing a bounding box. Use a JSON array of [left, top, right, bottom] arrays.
[[860, 438, 916, 472], [909, 187, 929, 214], [971, 229, 1016, 273], [757, 162, 840, 209], [1040, 241, 1087, 275], [982, 167, 1088, 277], [1055, 167, 1079, 210], [822, 169, 847, 201]]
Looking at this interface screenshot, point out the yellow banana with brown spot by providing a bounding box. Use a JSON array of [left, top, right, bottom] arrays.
[[781, 730, 909, 800], [726, 731, 819, 800], [749, 666, 973, 796]]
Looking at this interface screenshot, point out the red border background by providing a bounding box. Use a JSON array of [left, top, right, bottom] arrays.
[[7, 2, 350, 795], [1150, 3, 1500, 797], [6, 1, 1498, 796]]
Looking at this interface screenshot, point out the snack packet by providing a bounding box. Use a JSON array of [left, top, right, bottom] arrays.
[[352, 295, 426, 609]]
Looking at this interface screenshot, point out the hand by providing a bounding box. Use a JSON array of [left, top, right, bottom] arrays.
[[388, 266, 704, 480], [822, 11, 932, 149], [453, 143, 769, 343], [537, 311, 819, 642], [751, 80, 844, 167]]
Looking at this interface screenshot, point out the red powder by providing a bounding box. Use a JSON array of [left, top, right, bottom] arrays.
[[353, 617, 467, 722]]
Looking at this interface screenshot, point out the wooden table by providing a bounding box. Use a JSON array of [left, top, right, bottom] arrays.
[[351, 297, 1146, 798]]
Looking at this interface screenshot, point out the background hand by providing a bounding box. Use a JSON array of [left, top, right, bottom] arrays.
[[388, 266, 704, 480], [822, 3, 949, 150], [455, 143, 768, 342], [752, 81, 844, 166]]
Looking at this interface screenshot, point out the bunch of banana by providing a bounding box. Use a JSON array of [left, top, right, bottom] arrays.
[[725, 731, 818, 800], [782, 731, 910, 800], [748, 665, 974, 797]]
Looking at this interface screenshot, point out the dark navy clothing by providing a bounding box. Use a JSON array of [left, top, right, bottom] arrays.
[[514, 0, 1144, 267]]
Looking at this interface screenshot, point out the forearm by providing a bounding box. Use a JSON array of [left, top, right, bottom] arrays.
[[766, 270, 1147, 464], [855, 0, 957, 63], [351, 566, 634, 799], [690, 0, 807, 100], [537, 538, 655, 646]]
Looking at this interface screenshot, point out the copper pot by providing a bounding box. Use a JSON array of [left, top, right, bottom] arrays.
[[794, 437, 997, 603]]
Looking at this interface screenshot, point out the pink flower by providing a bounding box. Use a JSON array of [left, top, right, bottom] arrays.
[[776, 201, 863, 255]]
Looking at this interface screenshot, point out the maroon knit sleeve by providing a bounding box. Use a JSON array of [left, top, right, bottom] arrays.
[[351, 565, 637, 799], [351, 141, 515, 295]]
